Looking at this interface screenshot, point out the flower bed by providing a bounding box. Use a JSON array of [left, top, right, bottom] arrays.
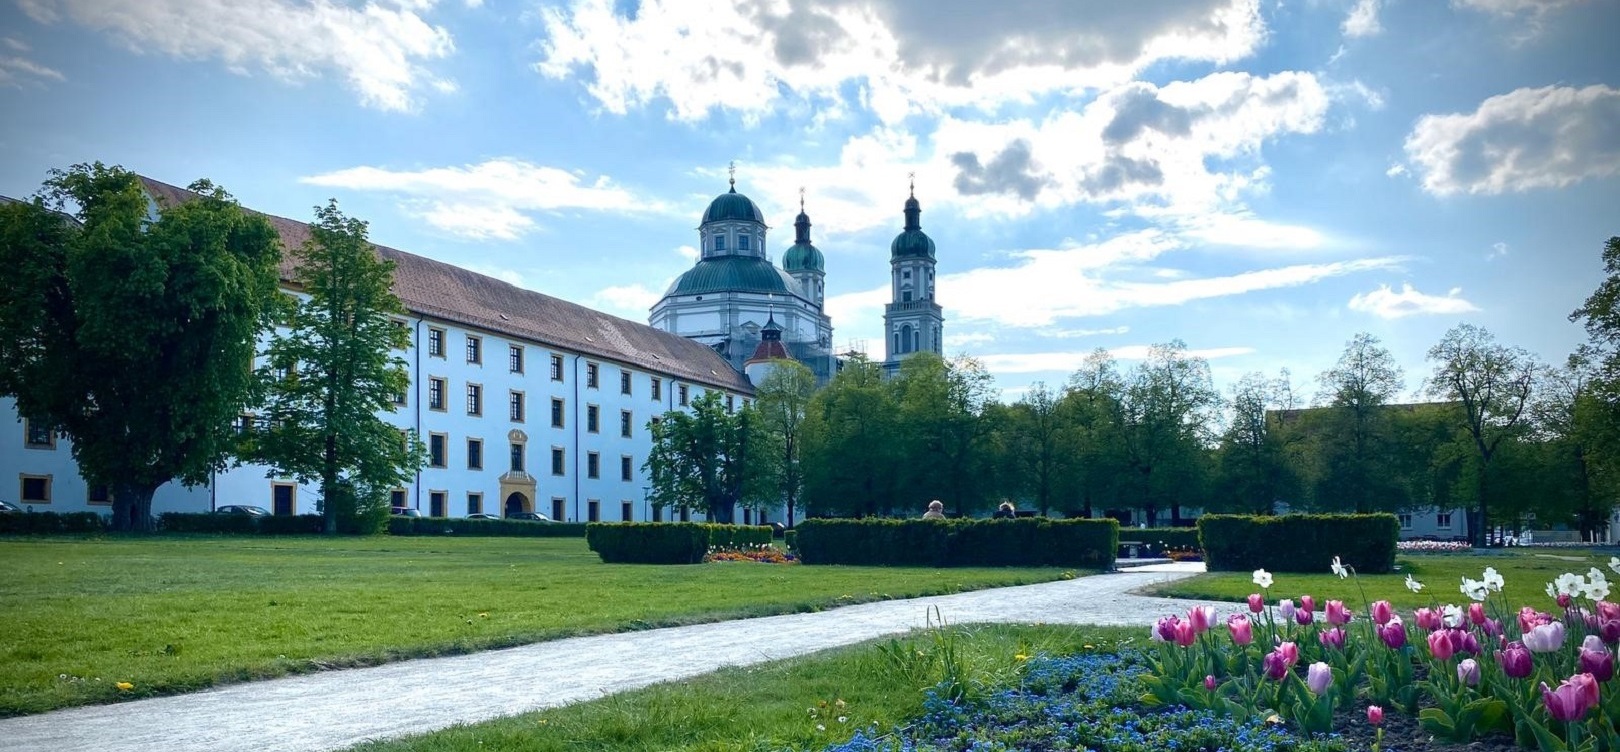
[[703, 544, 797, 564], [825, 651, 1347, 751], [1143, 555, 1620, 750], [1396, 540, 1473, 553]]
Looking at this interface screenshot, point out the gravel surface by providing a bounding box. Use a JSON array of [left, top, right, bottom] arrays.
[[0, 564, 1212, 752]]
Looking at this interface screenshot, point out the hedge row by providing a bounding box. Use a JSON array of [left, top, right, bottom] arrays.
[[793, 518, 1118, 568], [387, 517, 588, 537], [0, 511, 107, 534], [585, 523, 774, 564], [158, 513, 328, 535], [1198, 513, 1399, 574]]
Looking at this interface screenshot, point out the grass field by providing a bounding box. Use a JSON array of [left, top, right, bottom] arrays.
[[348, 623, 1140, 752], [1148, 548, 1617, 611], [0, 535, 1078, 717]]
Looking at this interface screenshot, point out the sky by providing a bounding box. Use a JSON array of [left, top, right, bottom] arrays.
[[1, 0, 1616, 404]]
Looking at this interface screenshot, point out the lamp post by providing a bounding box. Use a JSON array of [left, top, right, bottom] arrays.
[[643, 485, 652, 522]]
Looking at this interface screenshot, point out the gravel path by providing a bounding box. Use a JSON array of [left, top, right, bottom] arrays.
[[1, 563, 1220, 752]]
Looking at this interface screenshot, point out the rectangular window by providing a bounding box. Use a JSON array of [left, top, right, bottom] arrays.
[[429, 433, 447, 468], [621, 455, 633, 482], [391, 386, 407, 406], [586, 452, 600, 479], [466, 335, 482, 364], [622, 501, 633, 522], [509, 391, 525, 422], [551, 398, 565, 428], [428, 327, 445, 357], [714, 235, 726, 251], [551, 497, 566, 522], [466, 384, 483, 416], [620, 410, 633, 438], [587, 499, 600, 522], [509, 442, 525, 473], [23, 419, 53, 449], [1437, 512, 1453, 528], [621, 371, 632, 395], [20, 474, 51, 504], [738, 235, 750, 251], [87, 484, 110, 505], [1398, 513, 1412, 529], [467, 438, 483, 470], [390, 318, 408, 350], [467, 492, 483, 516], [678, 384, 689, 406], [430, 490, 448, 518], [233, 414, 254, 435], [651, 505, 662, 522], [586, 362, 599, 389], [390, 489, 407, 508], [551, 447, 565, 476], [271, 482, 295, 515], [725, 395, 734, 413], [428, 377, 447, 411], [651, 377, 662, 401], [550, 354, 564, 381], [586, 405, 600, 433], [508, 345, 524, 374]]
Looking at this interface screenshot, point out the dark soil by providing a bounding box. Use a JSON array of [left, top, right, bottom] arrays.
[[1329, 703, 1521, 752]]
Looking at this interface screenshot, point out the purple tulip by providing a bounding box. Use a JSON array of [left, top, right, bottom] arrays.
[[1497, 641, 1533, 679], [1525, 622, 1567, 653], [1295, 608, 1314, 626], [1307, 662, 1333, 695], [1580, 637, 1615, 682], [1204, 674, 1217, 691], [1154, 616, 1180, 643], [1319, 627, 1347, 650], [1248, 593, 1265, 613], [1544, 677, 1595, 722], [1458, 658, 1481, 686], [1448, 628, 1480, 657], [1263, 650, 1289, 681], [1379, 620, 1408, 650], [1279, 599, 1296, 621]]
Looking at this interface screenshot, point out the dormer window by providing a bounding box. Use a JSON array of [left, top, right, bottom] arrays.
[[738, 235, 750, 251], [714, 235, 726, 252]]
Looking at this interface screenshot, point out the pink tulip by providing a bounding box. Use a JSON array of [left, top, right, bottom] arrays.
[[1228, 614, 1254, 646], [1558, 593, 1573, 609], [1300, 595, 1316, 615], [1277, 641, 1300, 667], [1326, 600, 1352, 626], [1379, 620, 1408, 649], [1415, 608, 1443, 631], [1263, 650, 1289, 680], [1367, 705, 1384, 726], [1174, 620, 1197, 648], [1468, 603, 1487, 626], [1307, 661, 1333, 695], [1371, 600, 1394, 626], [1571, 673, 1601, 708], [1458, 658, 1481, 686], [1248, 593, 1265, 613], [1188, 605, 1216, 634], [1154, 616, 1180, 643], [1498, 641, 1533, 679], [1525, 622, 1567, 653], [1598, 601, 1620, 622], [1204, 674, 1217, 691], [1428, 630, 1455, 661], [1319, 627, 1347, 650], [1544, 679, 1593, 722]]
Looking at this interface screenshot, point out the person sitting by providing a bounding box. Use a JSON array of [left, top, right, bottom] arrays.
[[922, 500, 945, 520], [992, 501, 1015, 519]]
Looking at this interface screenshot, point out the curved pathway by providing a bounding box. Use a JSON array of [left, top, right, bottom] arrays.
[[0, 563, 1222, 752]]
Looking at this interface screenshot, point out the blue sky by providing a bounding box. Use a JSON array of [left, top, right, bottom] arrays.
[[1, 0, 1616, 403]]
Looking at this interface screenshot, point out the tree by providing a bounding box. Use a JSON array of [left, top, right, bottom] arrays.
[[801, 354, 900, 517], [1312, 333, 1408, 513], [890, 354, 998, 516], [753, 360, 816, 526], [1570, 236, 1620, 509], [1424, 324, 1540, 545], [998, 382, 1068, 516], [1115, 341, 1221, 526], [1214, 370, 1299, 514], [1060, 349, 1129, 519], [1528, 353, 1613, 538], [250, 201, 424, 534], [0, 164, 282, 531], [645, 391, 771, 523]]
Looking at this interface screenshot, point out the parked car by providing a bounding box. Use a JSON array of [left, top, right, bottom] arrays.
[[505, 511, 553, 522], [214, 505, 271, 516], [465, 513, 499, 520], [0, 500, 21, 513], [390, 507, 423, 518]]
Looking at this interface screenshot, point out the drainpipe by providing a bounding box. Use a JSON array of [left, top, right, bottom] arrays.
[[413, 315, 423, 511], [573, 353, 582, 523]]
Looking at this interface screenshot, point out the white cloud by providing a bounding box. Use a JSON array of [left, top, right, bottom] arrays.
[[980, 346, 1254, 374], [592, 283, 663, 317], [2, 37, 30, 52], [1347, 283, 1481, 318], [0, 54, 64, 87], [1041, 326, 1131, 339], [1451, 0, 1582, 16], [301, 158, 649, 240], [1385, 163, 1407, 177], [675, 245, 699, 261], [536, 0, 1265, 124], [1343, 0, 1384, 37], [944, 332, 997, 348], [1488, 241, 1508, 260], [1405, 84, 1620, 196], [18, 0, 454, 111]]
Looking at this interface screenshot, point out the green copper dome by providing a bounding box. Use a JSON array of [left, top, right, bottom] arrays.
[[891, 195, 935, 259], [783, 241, 824, 272], [665, 256, 805, 297], [702, 187, 765, 224]]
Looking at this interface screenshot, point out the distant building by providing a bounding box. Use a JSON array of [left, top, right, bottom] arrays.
[[882, 182, 944, 374]]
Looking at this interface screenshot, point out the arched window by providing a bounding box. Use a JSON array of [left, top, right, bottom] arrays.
[[900, 324, 914, 354], [911, 327, 919, 353], [893, 331, 901, 354]]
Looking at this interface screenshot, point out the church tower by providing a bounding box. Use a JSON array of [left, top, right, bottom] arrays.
[[883, 180, 944, 372], [781, 190, 825, 309]]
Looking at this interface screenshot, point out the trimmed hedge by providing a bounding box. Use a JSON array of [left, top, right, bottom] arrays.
[[585, 523, 773, 564], [388, 517, 588, 537], [793, 518, 1118, 568], [1199, 513, 1399, 574], [0, 511, 107, 534], [156, 512, 326, 535], [784, 529, 798, 553]]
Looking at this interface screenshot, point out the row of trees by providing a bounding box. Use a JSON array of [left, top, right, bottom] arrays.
[[647, 239, 1620, 546], [0, 164, 422, 531]]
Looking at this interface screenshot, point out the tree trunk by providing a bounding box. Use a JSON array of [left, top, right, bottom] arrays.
[[1475, 462, 1489, 547], [110, 483, 158, 532], [322, 431, 339, 535]]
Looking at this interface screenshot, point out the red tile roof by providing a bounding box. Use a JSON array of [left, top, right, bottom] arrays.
[[138, 176, 752, 394]]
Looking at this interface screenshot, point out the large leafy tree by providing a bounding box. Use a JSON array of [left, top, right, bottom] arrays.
[[994, 382, 1070, 517], [1059, 349, 1129, 519], [645, 391, 771, 523], [0, 164, 282, 530], [250, 201, 424, 534], [1115, 341, 1221, 526], [801, 354, 900, 517], [1570, 236, 1620, 510], [1424, 324, 1540, 545], [1214, 370, 1299, 514], [891, 354, 997, 516], [1311, 333, 1409, 513], [753, 360, 816, 526]]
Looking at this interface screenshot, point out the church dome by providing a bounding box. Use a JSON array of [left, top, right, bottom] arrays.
[[783, 240, 824, 272], [702, 187, 765, 224], [890, 194, 934, 258], [665, 256, 805, 297]]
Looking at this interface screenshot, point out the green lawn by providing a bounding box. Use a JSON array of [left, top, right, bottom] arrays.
[[348, 624, 1140, 752], [0, 535, 1079, 717], [1148, 549, 1617, 611]]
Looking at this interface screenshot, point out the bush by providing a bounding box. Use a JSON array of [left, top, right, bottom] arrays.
[[0, 511, 107, 534], [388, 517, 588, 537], [784, 529, 798, 553], [585, 523, 773, 564], [255, 514, 327, 535], [158, 513, 259, 534], [1198, 513, 1398, 574], [795, 518, 1118, 568]]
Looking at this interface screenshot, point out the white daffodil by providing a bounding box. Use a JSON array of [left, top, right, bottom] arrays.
[[1609, 556, 1620, 577], [1405, 574, 1425, 593], [1547, 582, 1559, 598], [1330, 557, 1349, 579], [1443, 604, 1464, 628], [1461, 578, 1489, 602], [1482, 567, 1504, 592], [1588, 580, 1613, 601], [1555, 572, 1584, 597], [1253, 569, 1273, 589]]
